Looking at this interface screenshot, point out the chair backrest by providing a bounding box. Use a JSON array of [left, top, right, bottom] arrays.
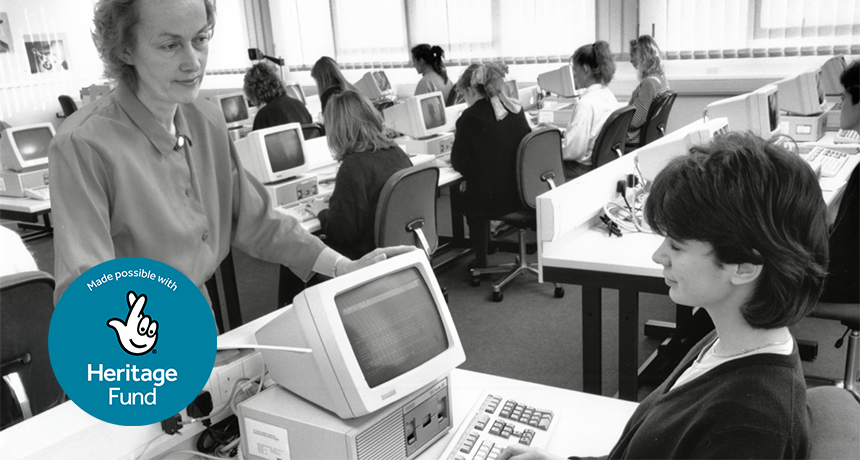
[[301, 123, 325, 140], [57, 95, 78, 118], [375, 163, 440, 258], [516, 127, 566, 210], [640, 91, 677, 146], [807, 386, 860, 459], [591, 105, 636, 170], [1, 271, 65, 430]]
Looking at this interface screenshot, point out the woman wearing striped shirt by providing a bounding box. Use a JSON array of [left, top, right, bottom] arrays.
[[627, 35, 670, 145]]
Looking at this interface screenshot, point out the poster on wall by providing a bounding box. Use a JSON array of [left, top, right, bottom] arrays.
[[0, 12, 11, 53], [24, 34, 69, 73]]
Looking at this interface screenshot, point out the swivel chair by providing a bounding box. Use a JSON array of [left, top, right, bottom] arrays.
[[301, 123, 325, 140], [1, 271, 66, 430], [375, 163, 440, 259], [591, 105, 636, 170], [57, 95, 78, 118], [806, 385, 860, 459], [471, 127, 566, 302], [625, 91, 677, 152]]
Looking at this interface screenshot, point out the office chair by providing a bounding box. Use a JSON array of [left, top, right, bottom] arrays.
[[591, 105, 636, 170], [204, 250, 243, 334], [471, 128, 566, 302], [57, 95, 78, 118], [301, 123, 325, 140], [625, 91, 677, 152], [806, 385, 860, 459], [1, 271, 66, 430], [375, 163, 440, 258]]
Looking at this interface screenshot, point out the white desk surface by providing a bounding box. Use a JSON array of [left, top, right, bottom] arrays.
[[1, 307, 637, 460], [0, 195, 51, 213]]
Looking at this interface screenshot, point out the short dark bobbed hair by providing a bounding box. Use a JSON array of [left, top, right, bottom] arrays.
[[645, 132, 829, 328], [840, 59, 859, 105], [92, 0, 216, 91], [243, 62, 285, 106]]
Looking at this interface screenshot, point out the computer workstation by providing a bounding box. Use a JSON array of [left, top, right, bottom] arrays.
[[210, 92, 257, 140], [535, 65, 580, 128], [0, 123, 56, 239]]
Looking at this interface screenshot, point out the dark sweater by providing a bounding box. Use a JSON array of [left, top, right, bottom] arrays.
[[251, 95, 312, 131], [317, 145, 411, 260], [450, 98, 531, 219], [600, 330, 809, 459]]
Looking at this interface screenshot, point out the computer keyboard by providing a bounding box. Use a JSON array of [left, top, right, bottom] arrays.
[[835, 129, 860, 144], [23, 185, 50, 201], [439, 392, 557, 460], [275, 192, 330, 223], [436, 153, 452, 166], [804, 146, 850, 178]]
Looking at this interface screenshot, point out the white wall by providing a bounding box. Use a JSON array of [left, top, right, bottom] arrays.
[[0, 0, 106, 129]]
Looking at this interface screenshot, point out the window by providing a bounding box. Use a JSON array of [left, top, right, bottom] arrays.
[[658, 0, 860, 59], [332, 0, 408, 66]]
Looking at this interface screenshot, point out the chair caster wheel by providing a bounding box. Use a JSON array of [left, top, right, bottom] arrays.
[[492, 291, 504, 302], [554, 287, 564, 298], [471, 276, 481, 287]]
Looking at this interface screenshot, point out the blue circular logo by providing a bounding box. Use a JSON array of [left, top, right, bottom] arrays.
[[49, 258, 216, 426]]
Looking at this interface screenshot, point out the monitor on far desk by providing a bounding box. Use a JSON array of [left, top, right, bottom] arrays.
[[0, 123, 54, 198], [384, 92, 456, 157]]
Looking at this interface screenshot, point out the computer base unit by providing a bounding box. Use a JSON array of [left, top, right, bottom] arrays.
[[0, 168, 49, 198], [263, 175, 319, 208], [780, 111, 827, 142], [238, 375, 452, 460], [396, 132, 455, 157]]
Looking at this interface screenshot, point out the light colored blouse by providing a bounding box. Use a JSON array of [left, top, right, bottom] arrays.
[[562, 83, 619, 165]]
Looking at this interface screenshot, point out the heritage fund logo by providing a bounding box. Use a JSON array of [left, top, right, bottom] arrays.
[[50, 258, 216, 426]]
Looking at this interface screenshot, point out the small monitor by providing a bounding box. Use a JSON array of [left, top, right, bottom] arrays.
[[284, 82, 307, 105], [517, 85, 540, 111], [211, 92, 250, 129], [636, 117, 729, 183], [238, 123, 308, 184], [538, 65, 578, 97], [255, 249, 465, 419], [502, 80, 518, 99], [0, 122, 55, 172], [354, 70, 395, 101], [705, 84, 780, 138], [775, 68, 826, 115], [820, 55, 847, 96], [383, 92, 448, 139]]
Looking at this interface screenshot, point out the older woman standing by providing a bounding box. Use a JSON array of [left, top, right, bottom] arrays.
[[49, 0, 406, 305], [626, 35, 670, 145]]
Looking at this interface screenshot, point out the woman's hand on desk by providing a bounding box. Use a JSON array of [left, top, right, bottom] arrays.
[[306, 198, 329, 217], [336, 246, 416, 276], [497, 445, 567, 460]]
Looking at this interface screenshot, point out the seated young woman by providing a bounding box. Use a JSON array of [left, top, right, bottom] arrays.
[[306, 91, 412, 260], [411, 43, 454, 105], [626, 35, 670, 146], [243, 62, 312, 131], [311, 56, 358, 115], [449, 63, 531, 269], [498, 132, 827, 459], [561, 40, 618, 179]]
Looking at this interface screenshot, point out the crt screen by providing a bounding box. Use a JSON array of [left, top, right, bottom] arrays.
[[220, 96, 249, 124], [336, 267, 448, 388], [263, 129, 304, 173], [767, 92, 779, 132], [13, 127, 53, 161], [374, 72, 391, 92], [420, 96, 446, 130]]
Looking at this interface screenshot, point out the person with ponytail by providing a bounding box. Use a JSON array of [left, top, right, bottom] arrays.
[[450, 63, 531, 269], [411, 44, 455, 105], [560, 40, 618, 179]]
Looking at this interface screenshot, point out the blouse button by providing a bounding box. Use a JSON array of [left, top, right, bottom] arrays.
[[185, 188, 193, 197], [202, 232, 209, 242]]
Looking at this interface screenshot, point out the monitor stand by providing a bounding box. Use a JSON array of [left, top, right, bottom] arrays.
[[228, 125, 252, 141], [395, 132, 455, 157], [0, 168, 50, 198]]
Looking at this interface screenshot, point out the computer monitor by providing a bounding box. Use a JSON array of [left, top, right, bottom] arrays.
[[820, 55, 847, 96], [238, 122, 308, 184], [255, 249, 465, 419], [705, 84, 780, 138], [0, 122, 55, 172], [636, 117, 729, 183], [538, 65, 577, 97], [517, 85, 540, 111], [775, 68, 826, 115], [284, 82, 307, 105], [354, 70, 395, 101], [503, 80, 518, 99], [383, 92, 448, 139], [211, 92, 251, 129]]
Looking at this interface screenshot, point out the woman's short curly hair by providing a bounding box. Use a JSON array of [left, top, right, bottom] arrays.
[[243, 62, 285, 106], [92, 0, 216, 91]]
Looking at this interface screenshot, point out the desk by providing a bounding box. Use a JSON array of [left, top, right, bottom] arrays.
[[0, 196, 53, 241], [1, 307, 638, 460], [537, 122, 860, 401]]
